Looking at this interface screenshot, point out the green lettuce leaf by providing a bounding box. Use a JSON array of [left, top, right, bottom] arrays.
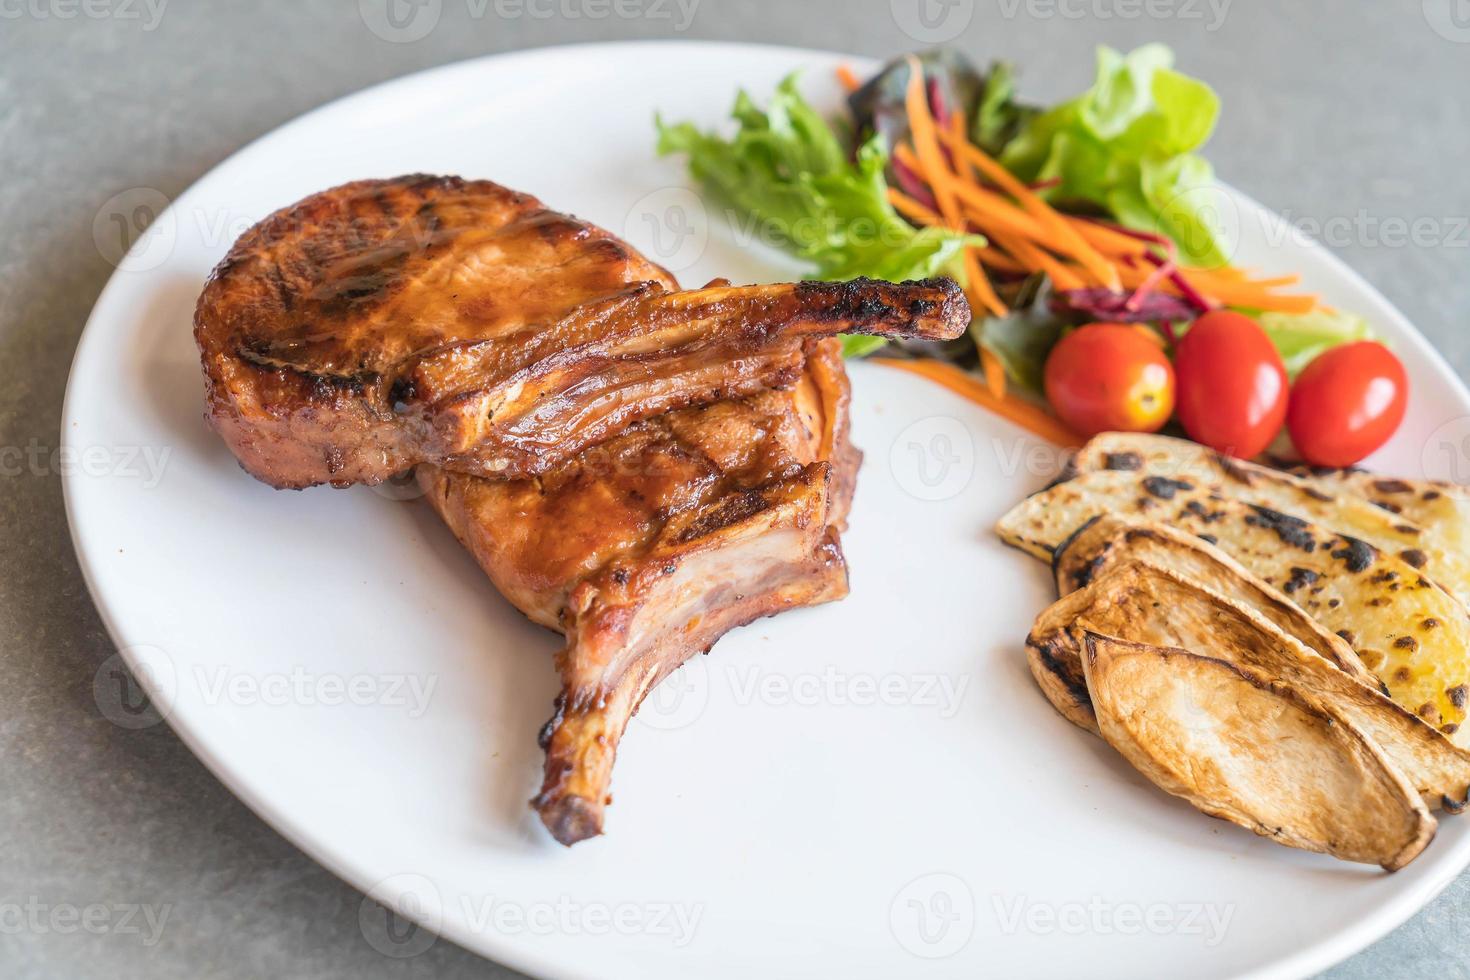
[[656, 74, 981, 356], [999, 44, 1226, 267], [1258, 308, 1375, 377]]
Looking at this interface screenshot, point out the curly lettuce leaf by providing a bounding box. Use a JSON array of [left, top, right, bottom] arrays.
[[656, 74, 980, 355], [1258, 308, 1375, 377], [999, 44, 1226, 267]]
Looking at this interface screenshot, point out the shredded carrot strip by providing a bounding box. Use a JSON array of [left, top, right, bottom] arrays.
[[836, 64, 862, 93], [1113, 265, 1318, 314], [886, 186, 944, 227], [887, 80, 1005, 318], [938, 129, 1120, 291], [904, 57, 963, 231], [973, 246, 1029, 274], [949, 181, 1071, 246], [875, 358, 1084, 447], [991, 231, 1087, 291], [961, 248, 1008, 320], [980, 348, 1008, 398], [1065, 217, 1166, 259]]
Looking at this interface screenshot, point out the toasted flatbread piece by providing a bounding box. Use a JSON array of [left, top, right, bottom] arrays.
[[1081, 633, 1435, 870], [1052, 515, 1373, 684], [1067, 433, 1470, 605], [1275, 461, 1470, 542], [998, 469, 1470, 742], [1029, 561, 1470, 809]]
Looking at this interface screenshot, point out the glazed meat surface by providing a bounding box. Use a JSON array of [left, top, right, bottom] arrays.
[[419, 338, 860, 844], [195, 175, 967, 488]]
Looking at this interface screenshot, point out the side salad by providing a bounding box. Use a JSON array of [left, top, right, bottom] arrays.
[[656, 46, 1407, 467]]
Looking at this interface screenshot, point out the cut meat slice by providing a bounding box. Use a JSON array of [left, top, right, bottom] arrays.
[[195, 175, 966, 488], [419, 339, 859, 844]]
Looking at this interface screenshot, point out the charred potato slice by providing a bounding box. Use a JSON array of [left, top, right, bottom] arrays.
[[1029, 560, 1470, 810], [1052, 515, 1373, 684], [998, 469, 1470, 744], [1081, 633, 1436, 871]]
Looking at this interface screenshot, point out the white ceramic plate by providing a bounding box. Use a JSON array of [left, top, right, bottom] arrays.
[[63, 41, 1470, 980]]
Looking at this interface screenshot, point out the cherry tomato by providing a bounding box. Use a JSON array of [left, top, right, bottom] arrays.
[[1173, 311, 1288, 458], [1044, 323, 1175, 437], [1287, 341, 1408, 467]]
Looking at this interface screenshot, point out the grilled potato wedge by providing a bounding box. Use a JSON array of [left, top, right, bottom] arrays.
[[1081, 633, 1436, 871], [1066, 433, 1470, 605], [998, 469, 1470, 743], [1053, 515, 1373, 684], [1029, 561, 1470, 810]]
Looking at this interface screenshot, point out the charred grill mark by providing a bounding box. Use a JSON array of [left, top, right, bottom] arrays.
[[1244, 505, 1317, 551], [1330, 536, 1376, 573], [1283, 567, 1320, 594], [1197, 533, 1218, 545], [1375, 479, 1414, 495], [1394, 635, 1420, 652], [1050, 515, 1103, 585], [1036, 639, 1090, 706], [792, 277, 967, 336], [1142, 476, 1192, 500], [1212, 452, 1255, 485], [1450, 685, 1469, 709], [1103, 452, 1142, 471], [1183, 499, 1224, 523]]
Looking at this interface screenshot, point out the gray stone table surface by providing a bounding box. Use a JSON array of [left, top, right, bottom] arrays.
[[2, 1, 1467, 977]]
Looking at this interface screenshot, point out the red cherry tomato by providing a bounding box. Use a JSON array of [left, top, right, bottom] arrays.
[[1287, 341, 1408, 467], [1044, 324, 1175, 438], [1173, 311, 1289, 458]]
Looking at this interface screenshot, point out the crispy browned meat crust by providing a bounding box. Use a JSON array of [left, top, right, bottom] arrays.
[[195, 175, 966, 489], [420, 339, 859, 844]]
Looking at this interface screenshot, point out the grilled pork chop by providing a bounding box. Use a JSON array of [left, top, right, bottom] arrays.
[[419, 338, 859, 844], [195, 175, 966, 488]]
